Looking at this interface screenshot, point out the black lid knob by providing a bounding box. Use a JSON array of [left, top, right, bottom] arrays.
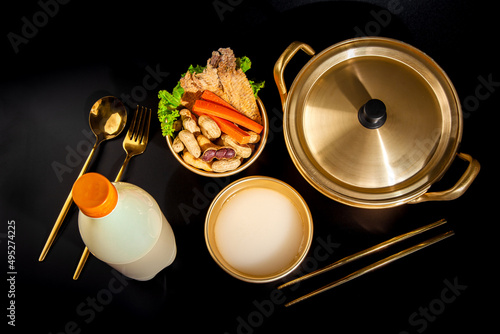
[[358, 99, 387, 129]]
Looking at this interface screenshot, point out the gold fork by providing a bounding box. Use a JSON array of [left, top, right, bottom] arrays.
[[73, 105, 152, 280]]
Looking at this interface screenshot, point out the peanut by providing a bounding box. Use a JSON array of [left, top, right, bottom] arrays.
[[221, 134, 253, 158], [215, 147, 236, 160], [247, 131, 261, 144], [203, 147, 236, 162], [178, 130, 201, 158], [173, 119, 182, 132], [197, 134, 218, 151], [197, 134, 236, 162], [182, 149, 213, 172], [180, 109, 200, 134], [171, 135, 184, 153], [202, 149, 217, 162], [212, 157, 242, 173], [198, 115, 221, 141]]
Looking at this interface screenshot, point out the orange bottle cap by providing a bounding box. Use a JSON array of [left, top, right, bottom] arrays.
[[72, 173, 118, 218]]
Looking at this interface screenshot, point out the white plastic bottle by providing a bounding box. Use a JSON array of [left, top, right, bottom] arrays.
[[72, 172, 176, 281]]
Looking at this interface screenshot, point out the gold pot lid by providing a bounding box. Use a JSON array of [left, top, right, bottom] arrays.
[[284, 38, 462, 207]]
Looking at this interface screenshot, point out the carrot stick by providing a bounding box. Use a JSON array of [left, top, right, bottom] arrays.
[[193, 100, 263, 134], [210, 116, 251, 145], [201, 91, 238, 111]]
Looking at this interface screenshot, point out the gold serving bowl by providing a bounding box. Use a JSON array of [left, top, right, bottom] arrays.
[[205, 176, 314, 283], [166, 98, 268, 177]]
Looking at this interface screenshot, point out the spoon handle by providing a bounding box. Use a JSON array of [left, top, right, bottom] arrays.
[[39, 139, 100, 262]]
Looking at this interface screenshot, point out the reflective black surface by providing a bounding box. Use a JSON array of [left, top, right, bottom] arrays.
[[1, 0, 497, 333]]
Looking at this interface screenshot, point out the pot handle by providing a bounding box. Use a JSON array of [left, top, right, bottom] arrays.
[[409, 153, 480, 204], [274, 42, 316, 108]]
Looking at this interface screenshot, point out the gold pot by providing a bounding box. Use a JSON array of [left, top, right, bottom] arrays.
[[274, 37, 480, 208]]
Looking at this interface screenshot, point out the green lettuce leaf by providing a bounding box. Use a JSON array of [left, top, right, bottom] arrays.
[[236, 56, 252, 73], [187, 64, 206, 74], [157, 82, 183, 137], [249, 79, 265, 98]]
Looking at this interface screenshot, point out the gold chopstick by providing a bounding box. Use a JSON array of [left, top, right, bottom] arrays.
[[279, 218, 447, 290], [284, 230, 454, 307]]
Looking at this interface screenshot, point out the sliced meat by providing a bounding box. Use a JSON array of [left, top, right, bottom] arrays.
[[215, 48, 261, 124], [179, 48, 261, 124], [180, 65, 225, 110]]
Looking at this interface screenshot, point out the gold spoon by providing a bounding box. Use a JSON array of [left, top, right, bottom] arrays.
[[39, 96, 127, 262]]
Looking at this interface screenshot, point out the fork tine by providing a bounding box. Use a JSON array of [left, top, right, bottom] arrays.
[[128, 105, 139, 140], [133, 106, 144, 141], [142, 108, 151, 144], [136, 106, 146, 142]]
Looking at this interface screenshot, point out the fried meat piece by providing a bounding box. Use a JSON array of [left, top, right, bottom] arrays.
[[180, 48, 261, 124]]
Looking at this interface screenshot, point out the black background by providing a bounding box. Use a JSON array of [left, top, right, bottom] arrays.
[[1, 0, 498, 333]]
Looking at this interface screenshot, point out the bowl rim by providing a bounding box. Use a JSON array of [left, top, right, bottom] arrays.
[[166, 97, 268, 178], [204, 175, 314, 283]]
